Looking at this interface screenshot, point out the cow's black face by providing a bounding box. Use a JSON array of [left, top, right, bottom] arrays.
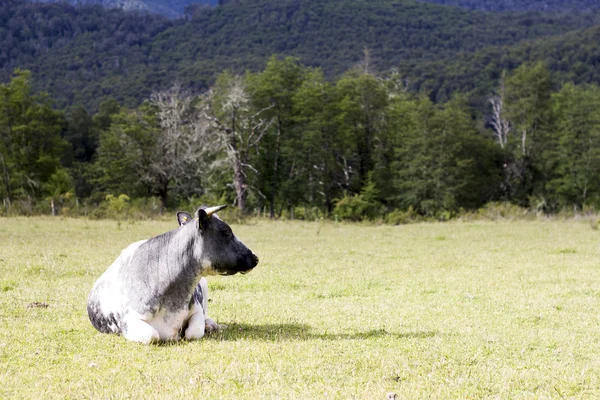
[[184, 207, 258, 276]]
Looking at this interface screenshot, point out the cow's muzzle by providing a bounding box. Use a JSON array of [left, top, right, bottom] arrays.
[[240, 253, 259, 274]]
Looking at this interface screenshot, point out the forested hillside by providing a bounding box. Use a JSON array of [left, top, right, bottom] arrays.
[[2, 0, 600, 110], [417, 0, 600, 12], [3, 0, 600, 219], [400, 24, 600, 104], [36, 0, 218, 18]]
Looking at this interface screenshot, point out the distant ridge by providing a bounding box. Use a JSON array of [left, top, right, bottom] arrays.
[[416, 0, 600, 12], [3, 0, 600, 111], [35, 0, 219, 17]]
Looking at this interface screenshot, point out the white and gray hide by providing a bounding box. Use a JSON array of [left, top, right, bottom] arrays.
[[87, 205, 258, 344]]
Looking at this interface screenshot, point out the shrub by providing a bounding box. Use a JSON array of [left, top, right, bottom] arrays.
[[292, 206, 323, 221], [333, 174, 383, 221], [385, 206, 420, 225], [105, 194, 131, 220], [476, 202, 530, 220], [333, 193, 370, 221]]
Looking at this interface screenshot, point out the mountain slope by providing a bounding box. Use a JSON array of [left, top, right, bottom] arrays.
[[417, 0, 600, 12], [399, 24, 600, 104], [2, 0, 600, 110], [36, 0, 218, 17]]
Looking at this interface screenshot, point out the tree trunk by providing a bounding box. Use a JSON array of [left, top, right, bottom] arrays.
[[270, 116, 282, 219], [229, 112, 248, 216], [0, 153, 11, 201], [51, 199, 56, 216], [158, 186, 168, 215], [233, 156, 246, 216]]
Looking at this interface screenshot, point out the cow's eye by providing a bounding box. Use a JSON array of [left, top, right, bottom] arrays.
[[222, 228, 232, 237]]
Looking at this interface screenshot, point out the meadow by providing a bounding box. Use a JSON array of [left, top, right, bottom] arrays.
[[1, 217, 599, 398]]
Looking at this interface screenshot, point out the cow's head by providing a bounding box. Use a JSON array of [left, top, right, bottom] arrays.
[[177, 205, 258, 276]]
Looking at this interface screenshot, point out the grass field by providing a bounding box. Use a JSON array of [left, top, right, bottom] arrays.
[[1, 217, 600, 398]]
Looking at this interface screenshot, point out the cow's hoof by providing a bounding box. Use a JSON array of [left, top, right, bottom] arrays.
[[205, 318, 223, 332]]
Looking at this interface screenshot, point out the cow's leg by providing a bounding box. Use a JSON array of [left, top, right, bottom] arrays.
[[184, 306, 206, 340], [122, 315, 160, 344], [199, 277, 220, 332]]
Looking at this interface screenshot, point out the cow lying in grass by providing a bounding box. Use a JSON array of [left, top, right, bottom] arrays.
[[87, 205, 259, 344]]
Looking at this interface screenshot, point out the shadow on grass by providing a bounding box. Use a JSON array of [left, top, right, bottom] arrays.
[[205, 323, 439, 342]]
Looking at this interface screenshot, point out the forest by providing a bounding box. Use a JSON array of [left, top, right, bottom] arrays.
[[2, 56, 600, 220], [3, 0, 600, 111], [2, 0, 600, 220], [417, 0, 600, 12]]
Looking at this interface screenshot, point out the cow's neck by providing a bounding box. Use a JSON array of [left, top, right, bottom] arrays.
[[132, 226, 205, 305]]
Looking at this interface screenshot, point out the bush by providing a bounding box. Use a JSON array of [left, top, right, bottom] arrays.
[[292, 206, 323, 221], [385, 206, 420, 225], [475, 202, 530, 220], [105, 194, 131, 220], [333, 174, 383, 221], [333, 193, 370, 221]]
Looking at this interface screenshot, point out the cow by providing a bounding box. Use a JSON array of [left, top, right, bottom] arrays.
[[86, 205, 259, 344]]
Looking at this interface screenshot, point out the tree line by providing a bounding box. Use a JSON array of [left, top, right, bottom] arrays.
[[1, 58, 600, 220]]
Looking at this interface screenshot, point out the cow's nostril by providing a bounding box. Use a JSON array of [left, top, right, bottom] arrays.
[[253, 254, 259, 264]]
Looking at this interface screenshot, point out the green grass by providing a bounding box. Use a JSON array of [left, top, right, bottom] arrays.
[[1, 217, 600, 398]]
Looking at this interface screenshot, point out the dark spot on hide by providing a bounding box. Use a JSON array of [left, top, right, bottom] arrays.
[[189, 283, 204, 310], [87, 302, 120, 334]]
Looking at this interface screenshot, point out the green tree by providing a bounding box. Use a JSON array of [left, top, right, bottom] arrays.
[[93, 106, 158, 202], [503, 62, 553, 204], [65, 106, 98, 163], [333, 173, 383, 221], [246, 56, 308, 218], [43, 168, 74, 216], [545, 84, 600, 209], [292, 69, 350, 214], [335, 68, 388, 192], [0, 70, 68, 206], [393, 95, 501, 215]]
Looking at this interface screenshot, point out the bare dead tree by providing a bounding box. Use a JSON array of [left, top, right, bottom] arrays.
[[146, 85, 215, 212], [489, 78, 510, 149], [200, 75, 274, 216], [359, 47, 372, 75]]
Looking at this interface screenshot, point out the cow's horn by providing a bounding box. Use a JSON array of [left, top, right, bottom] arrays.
[[205, 205, 228, 217]]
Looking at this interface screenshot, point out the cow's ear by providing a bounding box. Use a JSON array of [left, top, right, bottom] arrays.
[[177, 212, 193, 226], [195, 208, 209, 233]]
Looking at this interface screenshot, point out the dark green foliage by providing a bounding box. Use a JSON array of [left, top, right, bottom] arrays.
[[246, 56, 311, 217], [2, 0, 600, 111], [391, 95, 502, 215], [92, 106, 159, 200], [333, 174, 383, 221], [0, 0, 173, 111], [544, 84, 600, 209], [3, 59, 600, 218], [3, 0, 600, 218], [65, 106, 98, 163], [0, 70, 68, 204], [417, 0, 600, 12], [401, 25, 600, 106], [336, 68, 388, 190], [291, 69, 349, 213], [39, 0, 219, 18]]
